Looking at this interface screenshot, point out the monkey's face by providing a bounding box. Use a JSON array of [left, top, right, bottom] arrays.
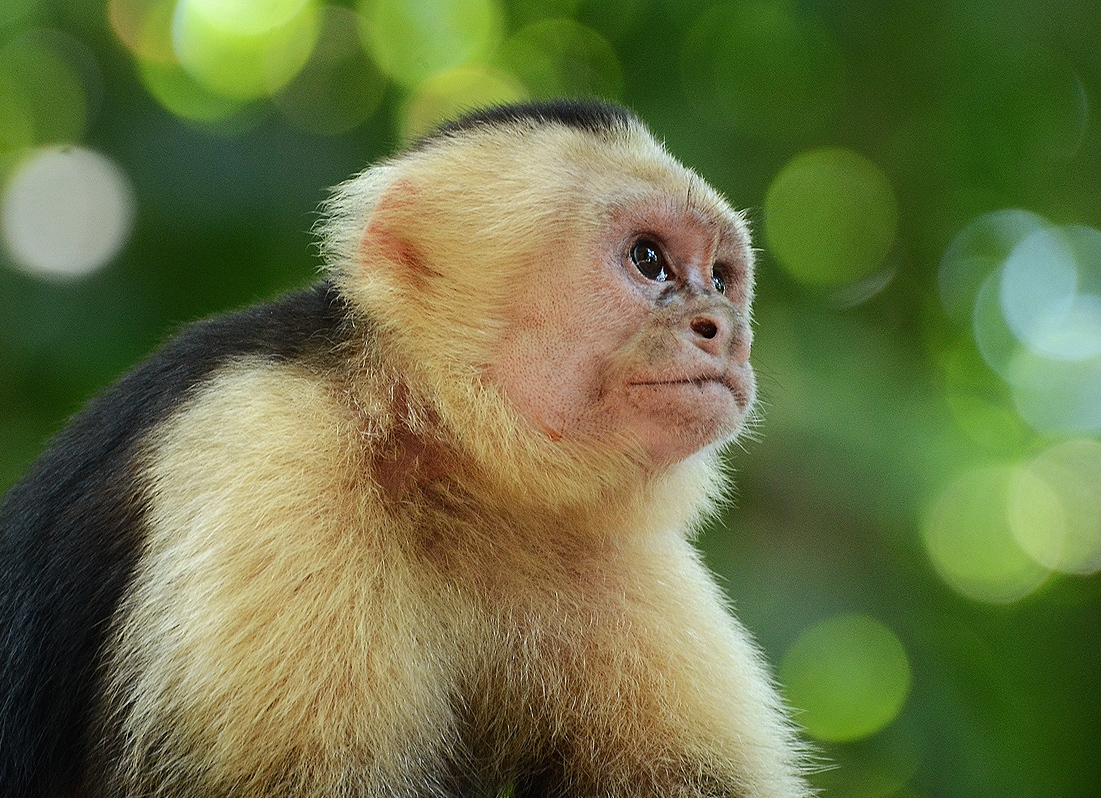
[[490, 189, 756, 469]]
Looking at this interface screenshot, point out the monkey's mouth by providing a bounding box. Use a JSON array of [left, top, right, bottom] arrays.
[[631, 377, 729, 390], [628, 375, 752, 409]]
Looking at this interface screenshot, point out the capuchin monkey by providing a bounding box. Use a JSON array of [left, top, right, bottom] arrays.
[[0, 100, 808, 798]]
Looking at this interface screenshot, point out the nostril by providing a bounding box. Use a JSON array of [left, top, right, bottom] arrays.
[[690, 317, 718, 340]]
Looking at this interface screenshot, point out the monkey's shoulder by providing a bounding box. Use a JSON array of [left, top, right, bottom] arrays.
[[0, 278, 361, 606], [3, 279, 351, 514]]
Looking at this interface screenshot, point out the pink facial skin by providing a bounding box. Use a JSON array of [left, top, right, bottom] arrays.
[[491, 195, 756, 469]]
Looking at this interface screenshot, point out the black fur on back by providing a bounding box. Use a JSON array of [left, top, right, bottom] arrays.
[[0, 280, 353, 797], [416, 98, 637, 149]]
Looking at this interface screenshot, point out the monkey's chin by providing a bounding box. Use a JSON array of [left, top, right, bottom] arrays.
[[625, 380, 747, 467]]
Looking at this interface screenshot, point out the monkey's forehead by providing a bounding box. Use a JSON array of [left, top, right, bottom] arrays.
[[400, 121, 744, 230], [585, 133, 750, 243]]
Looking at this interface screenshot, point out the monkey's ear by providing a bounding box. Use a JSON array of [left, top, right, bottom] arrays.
[[358, 180, 441, 284]]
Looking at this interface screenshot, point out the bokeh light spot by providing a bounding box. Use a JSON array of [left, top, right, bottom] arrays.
[[1008, 466, 1067, 575], [979, 309, 1101, 432], [187, 0, 313, 36], [680, 0, 844, 140], [780, 614, 911, 743], [274, 5, 386, 136], [0, 30, 87, 149], [496, 19, 622, 99], [999, 228, 1076, 352], [1012, 440, 1101, 575], [1, 147, 135, 280], [939, 209, 1048, 326], [401, 65, 526, 141], [999, 227, 1101, 362], [359, 0, 503, 88], [173, 0, 321, 101], [921, 465, 1049, 604], [764, 148, 898, 287], [1008, 353, 1101, 434], [968, 220, 1101, 434]]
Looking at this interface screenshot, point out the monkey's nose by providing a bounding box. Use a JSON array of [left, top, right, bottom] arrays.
[[688, 313, 730, 356], [690, 317, 719, 340]]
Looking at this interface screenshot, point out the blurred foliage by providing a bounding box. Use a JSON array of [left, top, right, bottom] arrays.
[[2, 0, 1101, 795]]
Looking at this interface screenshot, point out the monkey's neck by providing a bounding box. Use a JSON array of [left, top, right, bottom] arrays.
[[390, 454, 714, 582], [350, 364, 718, 550]]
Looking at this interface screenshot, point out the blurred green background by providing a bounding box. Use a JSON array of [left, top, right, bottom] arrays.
[[2, 0, 1100, 795]]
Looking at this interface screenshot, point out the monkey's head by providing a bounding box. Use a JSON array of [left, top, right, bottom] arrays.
[[321, 101, 755, 510]]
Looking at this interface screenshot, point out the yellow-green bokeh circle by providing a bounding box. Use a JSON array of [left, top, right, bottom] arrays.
[[764, 147, 898, 287], [173, 0, 321, 101], [921, 465, 1050, 604], [1012, 439, 1101, 575], [187, 0, 313, 36], [359, 0, 503, 88], [781, 614, 911, 743]]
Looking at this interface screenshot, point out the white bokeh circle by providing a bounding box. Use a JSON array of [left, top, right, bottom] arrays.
[[2, 147, 135, 280]]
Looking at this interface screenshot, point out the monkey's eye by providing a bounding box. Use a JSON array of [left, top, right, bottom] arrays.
[[630, 238, 669, 282], [711, 272, 726, 294]]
